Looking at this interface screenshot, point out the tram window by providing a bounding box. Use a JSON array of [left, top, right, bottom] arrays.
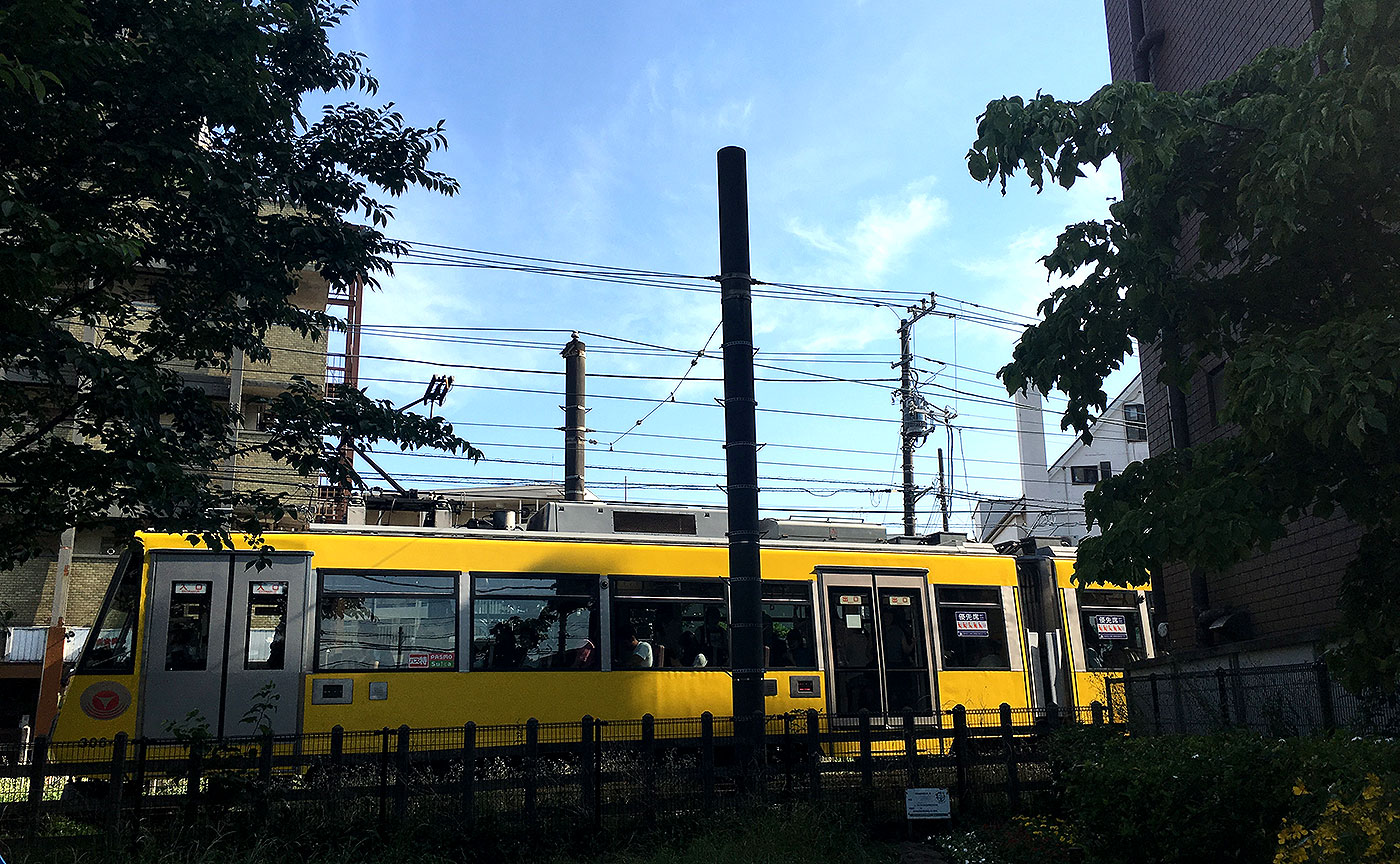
[[470, 573, 598, 671], [78, 555, 141, 674], [1079, 592, 1146, 671], [245, 582, 288, 670], [612, 578, 728, 669], [165, 582, 213, 671], [316, 571, 457, 671], [934, 586, 1011, 671], [761, 581, 816, 669]]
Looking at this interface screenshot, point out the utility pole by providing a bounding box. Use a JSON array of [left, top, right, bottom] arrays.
[[937, 447, 950, 533], [895, 298, 937, 536], [717, 146, 764, 769]]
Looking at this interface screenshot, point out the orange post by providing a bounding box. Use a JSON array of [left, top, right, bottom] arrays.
[[34, 621, 66, 738]]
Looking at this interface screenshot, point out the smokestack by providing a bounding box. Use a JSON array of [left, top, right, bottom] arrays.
[[562, 335, 587, 501], [1014, 388, 1052, 530]]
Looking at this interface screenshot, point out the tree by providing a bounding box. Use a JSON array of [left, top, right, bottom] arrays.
[[0, 0, 481, 567], [967, 0, 1400, 687]]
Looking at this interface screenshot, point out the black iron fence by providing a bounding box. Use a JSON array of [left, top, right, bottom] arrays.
[[1123, 660, 1400, 736], [0, 702, 1121, 842]]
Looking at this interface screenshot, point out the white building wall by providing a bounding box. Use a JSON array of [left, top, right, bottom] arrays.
[[1041, 374, 1149, 541]]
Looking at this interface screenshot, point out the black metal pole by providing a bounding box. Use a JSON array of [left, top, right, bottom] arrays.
[[562, 335, 587, 501], [718, 146, 765, 767]]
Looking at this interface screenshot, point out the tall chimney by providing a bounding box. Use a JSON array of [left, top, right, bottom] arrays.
[[562, 335, 587, 501], [1014, 388, 1052, 531]]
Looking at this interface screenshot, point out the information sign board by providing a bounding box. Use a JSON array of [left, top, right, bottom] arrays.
[[905, 787, 951, 820]]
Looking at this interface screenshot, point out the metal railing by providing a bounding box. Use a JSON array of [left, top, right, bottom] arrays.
[[1124, 661, 1400, 735], [0, 701, 1123, 842]]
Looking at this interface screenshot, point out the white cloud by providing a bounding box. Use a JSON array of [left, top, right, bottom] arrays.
[[851, 192, 948, 281], [785, 178, 949, 286]]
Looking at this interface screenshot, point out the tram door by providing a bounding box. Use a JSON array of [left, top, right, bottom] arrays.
[[820, 572, 936, 721], [140, 551, 310, 738]]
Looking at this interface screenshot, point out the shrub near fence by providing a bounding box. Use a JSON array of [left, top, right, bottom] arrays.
[[1046, 728, 1400, 864], [0, 702, 1121, 848]]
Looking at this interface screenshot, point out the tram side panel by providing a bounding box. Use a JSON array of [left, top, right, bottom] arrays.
[[58, 531, 1048, 743], [1052, 557, 1156, 714], [53, 552, 144, 743]]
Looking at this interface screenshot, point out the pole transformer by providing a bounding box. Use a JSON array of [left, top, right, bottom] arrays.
[[717, 146, 764, 767], [895, 299, 937, 536]]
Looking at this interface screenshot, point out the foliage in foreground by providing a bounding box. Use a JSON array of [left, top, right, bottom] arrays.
[[0, 0, 479, 568], [968, 0, 1400, 687], [3, 802, 900, 864], [1046, 727, 1400, 864]]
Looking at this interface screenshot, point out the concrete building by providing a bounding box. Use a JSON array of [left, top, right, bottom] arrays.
[[975, 375, 1148, 547], [1105, 0, 1349, 665]]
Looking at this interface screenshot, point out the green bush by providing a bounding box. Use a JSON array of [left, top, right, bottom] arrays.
[[1045, 730, 1400, 864]]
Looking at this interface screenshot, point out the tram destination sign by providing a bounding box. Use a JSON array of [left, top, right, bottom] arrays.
[[1094, 614, 1128, 639]]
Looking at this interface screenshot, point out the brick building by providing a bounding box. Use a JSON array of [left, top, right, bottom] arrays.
[[1104, 0, 1354, 667], [0, 275, 332, 728]]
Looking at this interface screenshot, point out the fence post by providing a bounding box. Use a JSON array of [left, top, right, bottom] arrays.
[[580, 715, 596, 822], [858, 709, 874, 822], [394, 725, 410, 819], [858, 709, 873, 792], [952, 705, 969, 814], [593, 718, 605, 826], [106, 732, 128, 839], [524, 717, 539, 822], [1149, 673, 1161, 735], [700, 712, 715, 813], [1215, 667, 1231, 729], [1000, 703, 1020, 812], [130, 738, 147, 854], [903, 709, 918, 787], [257, 730, 274, 823], [1105, 677, 1116, 724], [27, 735, 49, 835], [1315, 661, 1336, 732], [805, 709, 821, 803], [377, 726, 390, 827], [641, 713, 656, 825], [1171, 662, 1186, 733], [781, 713, 796, 803], [461, 722, 476, 832], [329, 725, 344, 802], [185, 741, 203, 824], [1090, 700, 1104, 726]]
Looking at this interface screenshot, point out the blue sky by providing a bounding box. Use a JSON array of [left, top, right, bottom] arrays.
[[328, 1, 1137, 535]]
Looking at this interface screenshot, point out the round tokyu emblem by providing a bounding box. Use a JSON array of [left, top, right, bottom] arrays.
[[80, 681, 132, 720]]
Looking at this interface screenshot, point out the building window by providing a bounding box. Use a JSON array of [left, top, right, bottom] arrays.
[[470, 573, 598, 670], [762, 581, 817, 669], [1070, 465, 1100, 485], [316, 571, 457, 671], [934, 586, 1011, 671], [612, 577, 728, 669], [1124, 404, 1147, 441]]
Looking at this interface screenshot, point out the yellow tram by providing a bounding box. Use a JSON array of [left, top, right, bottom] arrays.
[[52, 503, 1153, 743]]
